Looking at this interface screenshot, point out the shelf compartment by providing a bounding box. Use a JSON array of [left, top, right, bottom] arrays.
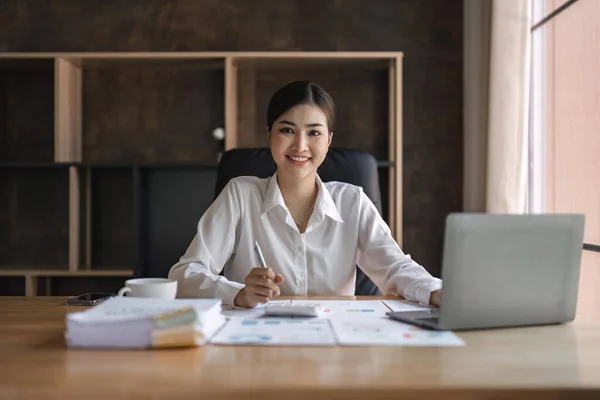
[[81, 58, 225, 163], [0, 168, 69, 268], [82, 167, 134, 270], [0, 59, 55, 163], [47, 276, 129, 296], [0, 270, 133, 296], [0, 277, 25, 296], [0, 269, 132, 277]]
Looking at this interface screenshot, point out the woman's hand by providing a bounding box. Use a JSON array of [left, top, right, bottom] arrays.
[[429, 289, 442, 307], [234, 267, 285, 308]]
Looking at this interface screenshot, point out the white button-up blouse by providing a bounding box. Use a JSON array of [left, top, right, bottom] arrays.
[[168, 172, 442, 305]]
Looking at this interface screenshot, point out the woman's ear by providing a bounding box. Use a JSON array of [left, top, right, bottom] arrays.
[[266, 127, 271, 142], [328, 132, 333, 146]]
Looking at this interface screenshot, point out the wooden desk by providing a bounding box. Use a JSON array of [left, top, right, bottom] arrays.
[[1, 296, 599, 400]]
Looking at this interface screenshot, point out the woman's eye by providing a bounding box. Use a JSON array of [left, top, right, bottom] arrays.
[[308, 130, 322, 136], [280, 127, 294, 134]]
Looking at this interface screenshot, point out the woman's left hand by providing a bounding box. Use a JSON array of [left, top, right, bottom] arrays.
[[429, 289, 442, 307]]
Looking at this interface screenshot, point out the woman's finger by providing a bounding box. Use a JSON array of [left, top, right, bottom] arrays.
[[252, 286, 274, 299], [249, 267, 276, 280], [247, 275, 277, 290]]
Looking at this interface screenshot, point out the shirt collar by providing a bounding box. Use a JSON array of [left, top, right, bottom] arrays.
[[313, 174, 344, 223], [261, 172, 286, 216], [261, 172, 344, 224]]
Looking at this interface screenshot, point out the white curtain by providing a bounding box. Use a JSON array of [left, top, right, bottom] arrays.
[[463, 0, 532, 213]]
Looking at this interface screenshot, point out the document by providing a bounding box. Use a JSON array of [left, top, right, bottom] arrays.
[[290, 300, 392, 318], [329, 317, 465, 347], [382, 299, 434, 312], [210, 316, 336, 346], [213, 300, 465, 347]]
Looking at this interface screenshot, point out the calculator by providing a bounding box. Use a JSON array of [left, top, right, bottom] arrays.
[[264, 302, 325, 317]]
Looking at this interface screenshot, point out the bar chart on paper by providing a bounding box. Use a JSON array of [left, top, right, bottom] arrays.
[[210, 317, 337, 346]]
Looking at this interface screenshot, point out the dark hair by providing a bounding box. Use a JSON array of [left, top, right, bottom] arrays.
[[266, 81, 335, 133]]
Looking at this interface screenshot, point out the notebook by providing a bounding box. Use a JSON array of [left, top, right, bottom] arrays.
[[65, 297, 226, 349]]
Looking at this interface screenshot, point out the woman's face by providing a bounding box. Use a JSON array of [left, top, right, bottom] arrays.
[[268, 103, 332, 182]]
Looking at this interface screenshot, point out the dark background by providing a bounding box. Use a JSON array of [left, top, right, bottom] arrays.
[[0, 0, 463, 284]]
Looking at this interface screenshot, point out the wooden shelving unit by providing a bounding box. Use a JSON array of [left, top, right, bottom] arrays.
[[0, 52, 403, 296]]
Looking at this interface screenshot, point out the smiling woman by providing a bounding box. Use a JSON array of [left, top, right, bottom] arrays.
[[266, 81, 334, 231], [168, 80, 442, 309]]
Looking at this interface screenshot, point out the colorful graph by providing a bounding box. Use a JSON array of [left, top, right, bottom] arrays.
[[212, 317, 337, 346], [226, 334, 272, 343]]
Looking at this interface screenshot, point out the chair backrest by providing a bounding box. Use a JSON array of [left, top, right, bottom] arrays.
[[214, 147, 383, 296]]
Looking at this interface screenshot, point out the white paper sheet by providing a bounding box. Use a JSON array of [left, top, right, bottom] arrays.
[[382, 299, 435, 312], [210, 317, 336, 346], [290, 300, 391, 318], [329, 317, 465, 346], [67, 297, 222, 323]]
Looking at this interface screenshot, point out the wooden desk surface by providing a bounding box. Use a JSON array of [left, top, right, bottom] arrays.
[[1, 296, 599, 400]]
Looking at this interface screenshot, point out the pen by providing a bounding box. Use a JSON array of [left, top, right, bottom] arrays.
[[254, 241, 267, 269], [254, 241, 277, 300]]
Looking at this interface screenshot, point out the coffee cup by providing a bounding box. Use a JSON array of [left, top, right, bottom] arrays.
[[116, 278, 178, 299]]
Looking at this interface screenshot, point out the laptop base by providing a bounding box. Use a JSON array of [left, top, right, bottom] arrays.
[[386, 311, 444, 330]]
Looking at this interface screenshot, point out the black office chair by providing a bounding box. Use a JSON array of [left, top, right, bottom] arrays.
[[214, 147, 383, 296]]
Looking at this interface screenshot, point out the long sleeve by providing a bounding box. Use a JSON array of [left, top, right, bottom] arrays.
[[355, 189, 442, 304], [168, 179, 245, 305]]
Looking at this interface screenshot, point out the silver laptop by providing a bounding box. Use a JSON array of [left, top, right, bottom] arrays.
[[387, 213, 585, 331]]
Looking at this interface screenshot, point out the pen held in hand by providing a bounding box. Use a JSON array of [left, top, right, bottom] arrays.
[[254, 241, 268, 269], [254, 240, 277, 299]]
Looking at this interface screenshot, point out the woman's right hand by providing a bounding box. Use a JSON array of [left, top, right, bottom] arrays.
[[233, 267, 285, 308]]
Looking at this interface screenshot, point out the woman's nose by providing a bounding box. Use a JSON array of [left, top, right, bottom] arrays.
[[293, 133, 308, 151]]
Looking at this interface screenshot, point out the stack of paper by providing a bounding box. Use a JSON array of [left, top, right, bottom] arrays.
[[65, 297, 226, 349]]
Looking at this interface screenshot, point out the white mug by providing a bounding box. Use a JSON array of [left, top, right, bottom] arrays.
[[117, 278, 178, 299]]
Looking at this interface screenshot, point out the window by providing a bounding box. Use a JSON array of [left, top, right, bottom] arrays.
[[530, 0, 600, 320]]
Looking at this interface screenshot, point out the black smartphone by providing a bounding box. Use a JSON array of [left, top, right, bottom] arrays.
[[65, 293, 115, 306]]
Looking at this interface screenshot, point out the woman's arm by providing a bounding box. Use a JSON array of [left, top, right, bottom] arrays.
[[168, 179, 245, 305], [356, 189, 442, 305]]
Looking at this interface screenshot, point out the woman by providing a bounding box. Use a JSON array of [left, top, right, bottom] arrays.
[[168, 81, 442, 308]]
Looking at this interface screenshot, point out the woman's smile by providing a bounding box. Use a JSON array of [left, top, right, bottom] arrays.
[[286, 155, 311, 166]]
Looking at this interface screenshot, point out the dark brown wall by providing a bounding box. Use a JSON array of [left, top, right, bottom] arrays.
[[82, 62, 224, 162], [0, 0, 463, 277]]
